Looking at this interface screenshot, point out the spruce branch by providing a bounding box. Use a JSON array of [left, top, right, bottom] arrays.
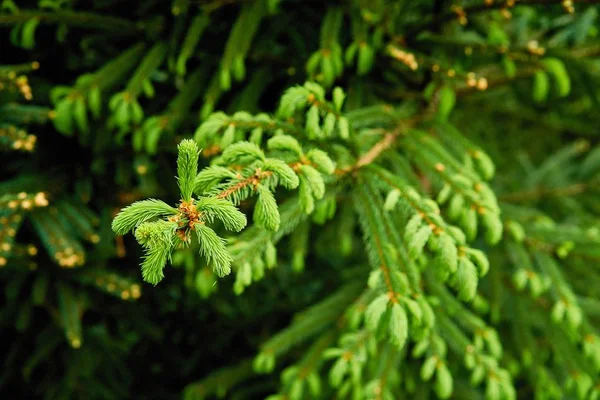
[[112, 140, 247, 283], [0, 10, 143, 35], [353, 183, 402, 302]]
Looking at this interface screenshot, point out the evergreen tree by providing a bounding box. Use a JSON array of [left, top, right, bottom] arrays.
[[1, 0, 600, 399]]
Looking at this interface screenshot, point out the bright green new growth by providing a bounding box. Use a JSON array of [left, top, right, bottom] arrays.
[[113, 130, 337, 283], [112, 140, 248, 283], [194, 197, 246, 232], [195, 224, 232, 277], [254, 185, 280, 231], [135, 220, 177, 285], [111, 199, 178, 236], [177, 139, 200, 201]]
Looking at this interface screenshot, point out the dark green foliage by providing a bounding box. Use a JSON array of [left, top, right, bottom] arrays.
[[1, 0, 600, 399]]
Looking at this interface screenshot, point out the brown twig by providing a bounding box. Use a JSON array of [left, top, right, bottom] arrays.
[[335, 115, 424, 176], [307, 94, 342, 118], [354, 186, 399, 301], [356, 133, 398, 169], [334, 132, 399, 175], [216, 170, 272, 200]]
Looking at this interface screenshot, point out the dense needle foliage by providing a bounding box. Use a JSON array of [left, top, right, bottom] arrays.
[[1, 0, 600, 399]]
